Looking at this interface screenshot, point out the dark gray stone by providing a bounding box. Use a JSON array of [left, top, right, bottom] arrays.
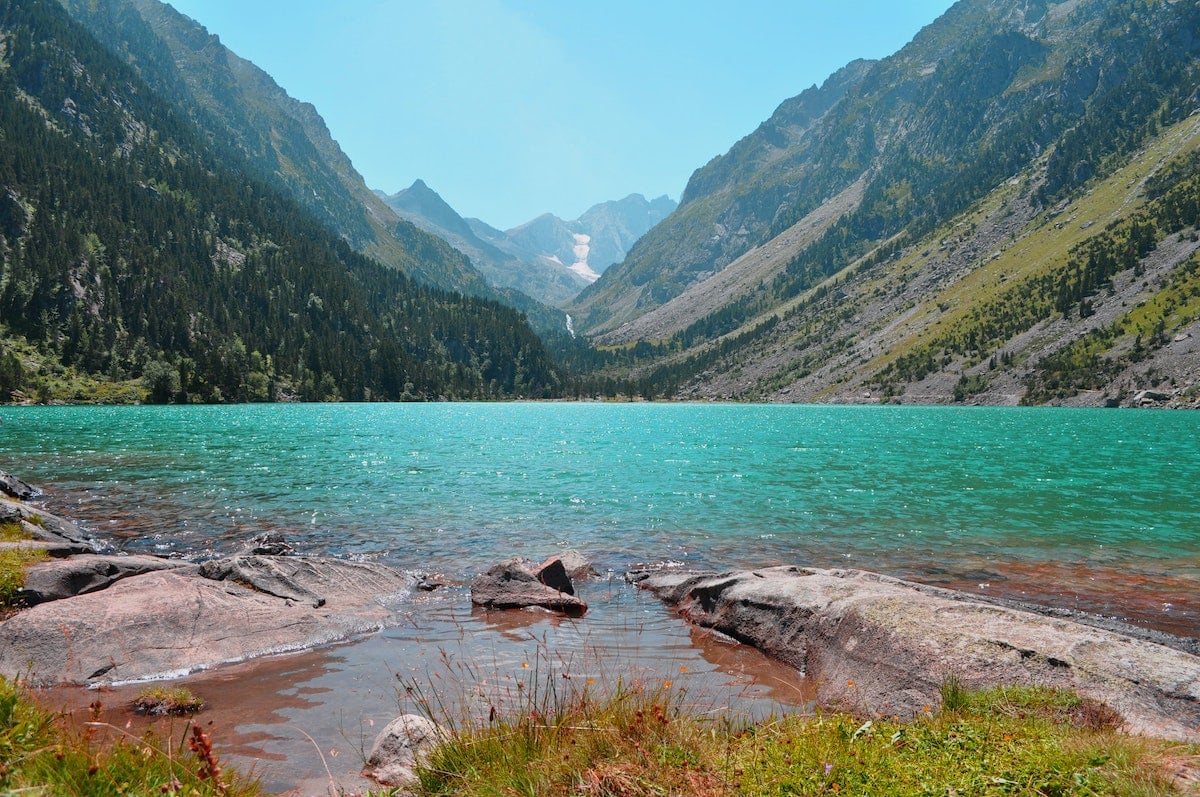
[[470, 557, 587, 617], [0, 472, 37, 500], [19, 554, 188, 604]]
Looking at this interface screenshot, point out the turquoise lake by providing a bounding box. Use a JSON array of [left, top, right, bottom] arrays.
[[2, 402, 1197, 634], [4, 403, 1198, 790]]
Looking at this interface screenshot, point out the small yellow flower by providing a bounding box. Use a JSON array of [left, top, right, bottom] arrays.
[[663, 680, 673, 688], [586, 677, 595, 685], [679, 665, 688, 673], [521, 661, 529, 669], [847, 679, 855, 688]]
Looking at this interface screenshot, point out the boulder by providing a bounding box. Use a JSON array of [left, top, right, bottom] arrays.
[[471, 557, 587, 617], [363, 714, 443, 787], [1133, 389, 1171, 404], [632, 566, 1200, 742], [0, 471, 38, 501], [0, 557, 413, 686], [18, 554, 189, 604]]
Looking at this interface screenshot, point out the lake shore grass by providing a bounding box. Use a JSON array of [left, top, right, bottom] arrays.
[[402, 673, 1198, 797], [1, 650, 1196, 795], [0, 677, 260, 796]]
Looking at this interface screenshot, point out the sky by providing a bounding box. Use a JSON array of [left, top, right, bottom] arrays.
[[167, 1, 956, 230]]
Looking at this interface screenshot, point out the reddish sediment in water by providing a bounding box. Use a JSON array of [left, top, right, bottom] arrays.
[[922, 560, 1199, 640]]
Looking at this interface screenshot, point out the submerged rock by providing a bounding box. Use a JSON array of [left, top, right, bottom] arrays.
[[633, 566, 1200, 743], [471, 556, 588, 616]]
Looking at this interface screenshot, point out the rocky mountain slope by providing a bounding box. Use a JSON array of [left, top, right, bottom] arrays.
[[380, 183, 674, 306], [571, 0, 1200, 407]]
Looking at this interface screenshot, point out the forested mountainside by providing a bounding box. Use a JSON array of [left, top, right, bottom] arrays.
[[57, 0, 492, 296], [569, 0, 1200, 407], [0, 0, 561, 403]]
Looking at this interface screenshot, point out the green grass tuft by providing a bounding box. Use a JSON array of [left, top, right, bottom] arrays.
[[406, 673, 1197, 797]]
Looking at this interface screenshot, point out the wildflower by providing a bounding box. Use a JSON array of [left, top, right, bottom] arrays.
[[923, 705, 931, 713], [521, 661, 530, 669], [679, 665, 688, 673], [663, 680, 673, 689], [847, 679, 855, 688], [824, 762, 833, 776]]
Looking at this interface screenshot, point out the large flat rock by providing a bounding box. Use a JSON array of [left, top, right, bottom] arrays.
[[633, 566, 1200, 742], [0, 557, 413, 686]]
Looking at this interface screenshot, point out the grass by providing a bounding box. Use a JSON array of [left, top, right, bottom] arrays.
[[405, 670, 1198, 797], [0, 519, 47, 609], [0, 676, 259, 796]]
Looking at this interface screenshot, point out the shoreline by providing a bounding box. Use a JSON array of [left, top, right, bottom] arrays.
[[3, 473, 1200, 790]]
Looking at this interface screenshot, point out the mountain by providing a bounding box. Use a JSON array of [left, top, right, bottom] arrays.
[[56, 0, 492, 296], [379, 184, 675, 306], [377, 180, 589, 307], [0, 0, 561, 403], [567, 0, 1200, 407]]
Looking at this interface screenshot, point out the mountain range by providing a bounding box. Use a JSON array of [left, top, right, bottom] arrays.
[[2, 0, 1198, 406], [568, 0, 1200, 406], [377, 182, 675, 307]]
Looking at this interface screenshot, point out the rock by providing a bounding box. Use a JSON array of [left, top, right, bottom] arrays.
[[534, 556, 574, 595], [363, 714, 443, 787], [199, 555, 326, 607], [0, 500, 93, 547], [0, 471, 38, 500], [471, 557, 587, 617], [0, 539, 94, 558], [633, 566, 1200, 742], [1133, 389, 1171, 404], [237, 531, 296, 556], [18, 554, 189, 605], [558, 549, 598, 580], [0, 557, 413, 686]]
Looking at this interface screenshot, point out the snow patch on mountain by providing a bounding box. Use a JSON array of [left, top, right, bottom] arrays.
[[569, 233, 601, 282]]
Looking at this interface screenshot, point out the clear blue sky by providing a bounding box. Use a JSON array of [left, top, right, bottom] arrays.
[[168, 1, 956, 230]]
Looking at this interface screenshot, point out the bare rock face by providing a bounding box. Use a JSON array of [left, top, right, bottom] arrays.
[[363, 714, 443, 787], [633, 566, 1200, 743], [471, 556, 588, 616], [19, 554, 190, 604], [0, 557, 413, 686]]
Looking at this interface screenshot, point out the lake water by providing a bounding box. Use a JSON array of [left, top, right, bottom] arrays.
[[3, 403, 1198, 791]]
